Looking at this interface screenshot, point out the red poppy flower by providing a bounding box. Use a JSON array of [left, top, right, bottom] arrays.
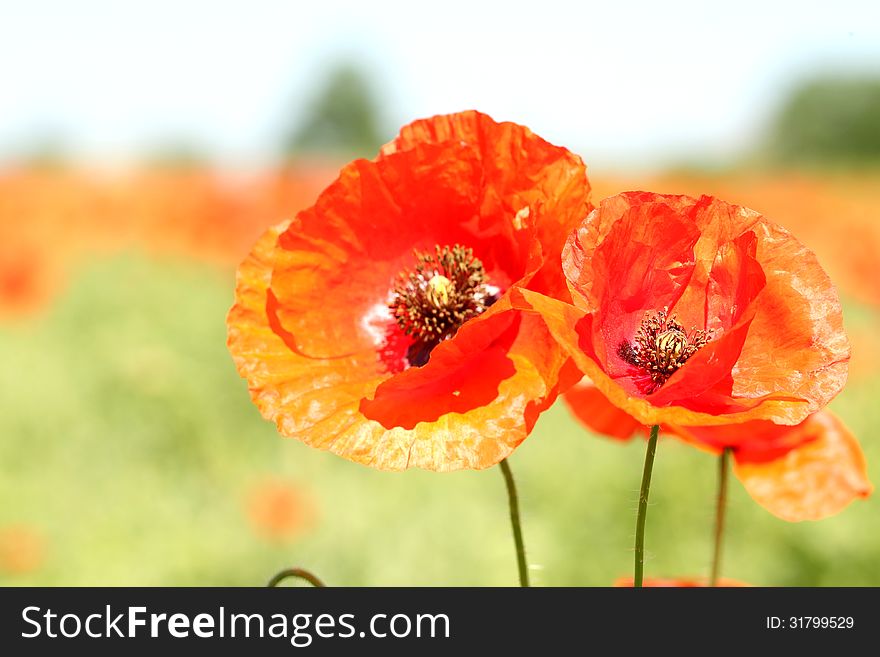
[[227, 111, 591, 471], [614, 576, 750, 587], [563, 379, 872, 521], [518, 192, 850, 427]]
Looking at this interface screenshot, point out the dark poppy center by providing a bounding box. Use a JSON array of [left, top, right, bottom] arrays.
[[389, 244, 498, 367], [617, 307, 712, 394]]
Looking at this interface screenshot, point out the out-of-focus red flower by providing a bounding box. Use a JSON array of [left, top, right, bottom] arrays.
[[246, 479, 315, 542], [227, 111, 591, 471], [0, 238, 64, 320], [614, 576, 750, 587], [563, 379, 872, 521], [0, 525, 45, 575], [115, 168, 334, 267], [0, 170, 79, 320], [520, 192, 850, 427]]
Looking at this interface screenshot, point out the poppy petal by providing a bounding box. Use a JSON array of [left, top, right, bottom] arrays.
[[383, 110, 592, 298], [562, 378, 643, 441], [727, 221, 850, 422], [561, 380, 871, 521], [733, 411, 873, 521]]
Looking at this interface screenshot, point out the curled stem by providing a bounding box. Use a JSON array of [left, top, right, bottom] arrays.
[[709, 448, 732, 587], [499, 458, 530, 587], [267, 567, 327, 588], [634, 425, 660, 588]]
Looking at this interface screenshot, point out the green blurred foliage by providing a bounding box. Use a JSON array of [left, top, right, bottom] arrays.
[[0, 254, 878, 586], [768, 75, 880, 166], [5, 135, 71, 170], [285, 63, 387, 159], [144, 142, 210, 170]]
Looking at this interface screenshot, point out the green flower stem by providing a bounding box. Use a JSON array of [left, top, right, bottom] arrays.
[[499, 458, 530, 587], [634, 425, 660, 588], [709, 448, 732, 587], [267, 567, 326, 588]]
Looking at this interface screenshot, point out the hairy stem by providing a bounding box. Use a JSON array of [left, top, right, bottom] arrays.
[[634, 425, 660, 588], [710, 448, 732, 587], [499, 458, 530, 587]]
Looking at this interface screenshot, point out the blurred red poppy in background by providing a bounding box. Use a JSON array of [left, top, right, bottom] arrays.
[[246, 479, 316, 542], [0, 525, 45, 576], [519, 192, 850, 427], [614, 576, 750, 587], [0, 237, 65, 321], [0, 171, 80, 320], [228, 111, 591, 471], [563, 379, 872, 521]]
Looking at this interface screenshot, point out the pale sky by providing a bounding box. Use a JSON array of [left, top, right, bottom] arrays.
[[2, 0, 879, 170]]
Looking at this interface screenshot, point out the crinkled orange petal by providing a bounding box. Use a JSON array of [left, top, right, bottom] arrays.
[[614, 576, 751, 587], [725, 219, 850, 421], [228, 111, 591, 471], [382, 110, 592, 299], [530, 192, 849, 427], [382, 112, 589, 259], [733, 411, 873, 521]]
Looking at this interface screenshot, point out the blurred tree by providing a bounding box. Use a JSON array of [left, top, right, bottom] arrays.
[[768, 75, 880, 166], [285, 62, 387, 159], [144, 141, 209, 170], [7, 134, 70, 170]]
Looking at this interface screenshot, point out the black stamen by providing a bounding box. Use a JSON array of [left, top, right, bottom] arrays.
[[621, 307, 713, 393], [389, 244, 493, 367]]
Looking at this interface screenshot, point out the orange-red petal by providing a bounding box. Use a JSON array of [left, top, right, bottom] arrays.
[[732, 411, 872, 521], [381, 110, 591, 299], [562, 378, 643, 441]]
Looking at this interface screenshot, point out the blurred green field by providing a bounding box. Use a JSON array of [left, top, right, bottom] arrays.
[[1, 253, 878, 586]]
